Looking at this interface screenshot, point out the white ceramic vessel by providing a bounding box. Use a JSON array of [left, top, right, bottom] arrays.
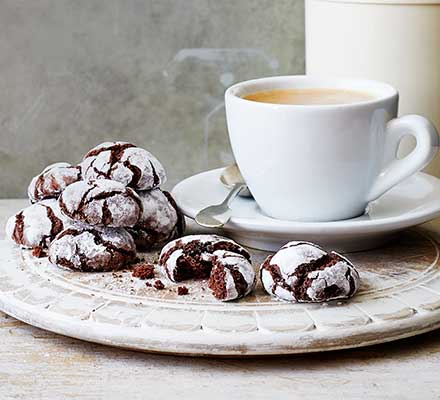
[[173, 168, 440, 252], [225, 76, 438, 221], [306, 0, 440, 175]]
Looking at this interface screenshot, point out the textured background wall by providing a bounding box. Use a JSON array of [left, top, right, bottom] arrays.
[[0, 0, 305, 197]]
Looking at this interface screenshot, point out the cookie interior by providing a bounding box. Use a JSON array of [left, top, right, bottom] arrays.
[[161, 239, 250, 282], [208, 260, 249, 300]]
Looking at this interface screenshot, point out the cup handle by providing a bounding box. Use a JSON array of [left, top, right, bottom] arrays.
[[367, 115, 439, 202]]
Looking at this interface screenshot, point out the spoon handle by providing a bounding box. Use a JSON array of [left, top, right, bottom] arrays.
[[223, 183, 247, 206], [194, 183, 248, 228]]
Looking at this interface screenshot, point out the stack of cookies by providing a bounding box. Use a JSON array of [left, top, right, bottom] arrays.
[[6, 141, 184, 272]]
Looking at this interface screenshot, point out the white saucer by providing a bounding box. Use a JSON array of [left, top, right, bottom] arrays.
[[172, 168, 440, 252]]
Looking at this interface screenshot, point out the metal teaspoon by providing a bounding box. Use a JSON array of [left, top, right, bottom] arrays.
[[194, 164, 251, 228]]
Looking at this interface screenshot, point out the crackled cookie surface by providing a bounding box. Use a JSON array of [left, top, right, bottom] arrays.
[[159, 235, 250, 282], [208, 250, 256, 301], [5, 199, 69, 249], [81, 141, 166, 190], [127, 189, 185, 251], [59, 179, 142, 227], [260, 241, 360, 302], [48, 225, 136, 272], [28, 162, 81, 203]]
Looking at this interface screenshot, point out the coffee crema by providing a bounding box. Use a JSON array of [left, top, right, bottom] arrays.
[[242, 88, 374, 105]]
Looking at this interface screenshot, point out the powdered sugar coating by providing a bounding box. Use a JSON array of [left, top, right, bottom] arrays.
[[80, 141, 166, 190], [28, 162, 81, 203], [159, 235, 250, 282], [137, 189, 177, 231], [260, 268, 296, 302], [48, 225, 136, 272], [59, 179, 142, 227], [209, 250, 256, 301], [261, 242, 327, 301], [127, 189, 185, 250], [5, 199, 70, 249], [272, 241, 327, 277], [306, 258, 359, 302], [260, 241, 360, 303], [160, 234, 237, 258]]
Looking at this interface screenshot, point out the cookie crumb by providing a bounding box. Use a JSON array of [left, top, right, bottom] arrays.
[[153, 280, 165, 290], [177, 286, 189, 296], [145, 282, 152, 287], [132, 263, 155, 280], [32, 246, 46, 258]]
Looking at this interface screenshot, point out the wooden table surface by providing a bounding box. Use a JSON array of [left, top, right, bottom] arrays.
[[1, 199, 439, 400]]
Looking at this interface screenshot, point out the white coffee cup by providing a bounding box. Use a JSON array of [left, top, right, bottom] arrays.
[[225, 75, 439, 222]]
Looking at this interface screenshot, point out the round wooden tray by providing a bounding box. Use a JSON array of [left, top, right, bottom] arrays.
[[1, 228, 440, 356]]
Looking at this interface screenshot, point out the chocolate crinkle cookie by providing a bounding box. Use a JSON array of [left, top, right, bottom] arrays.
[[59, 179, 142, 228], [48, 225, 136, 272], [28, 162, 81, 203], [127, 189, 185, 251], [5, 199, 69, 249], [208, 250, 256, 301], [159, 235, 250, 282], [260, 241, 360, 303], [80, 141, 166, 190]]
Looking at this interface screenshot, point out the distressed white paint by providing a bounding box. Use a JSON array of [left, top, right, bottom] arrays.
[[1, 200, 440, 399]]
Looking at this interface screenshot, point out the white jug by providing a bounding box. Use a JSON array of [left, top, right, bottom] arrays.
[[306, 0, 440, 175]]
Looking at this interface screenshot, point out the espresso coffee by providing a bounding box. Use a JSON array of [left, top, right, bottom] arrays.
[[243, 88, 374, 105]]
